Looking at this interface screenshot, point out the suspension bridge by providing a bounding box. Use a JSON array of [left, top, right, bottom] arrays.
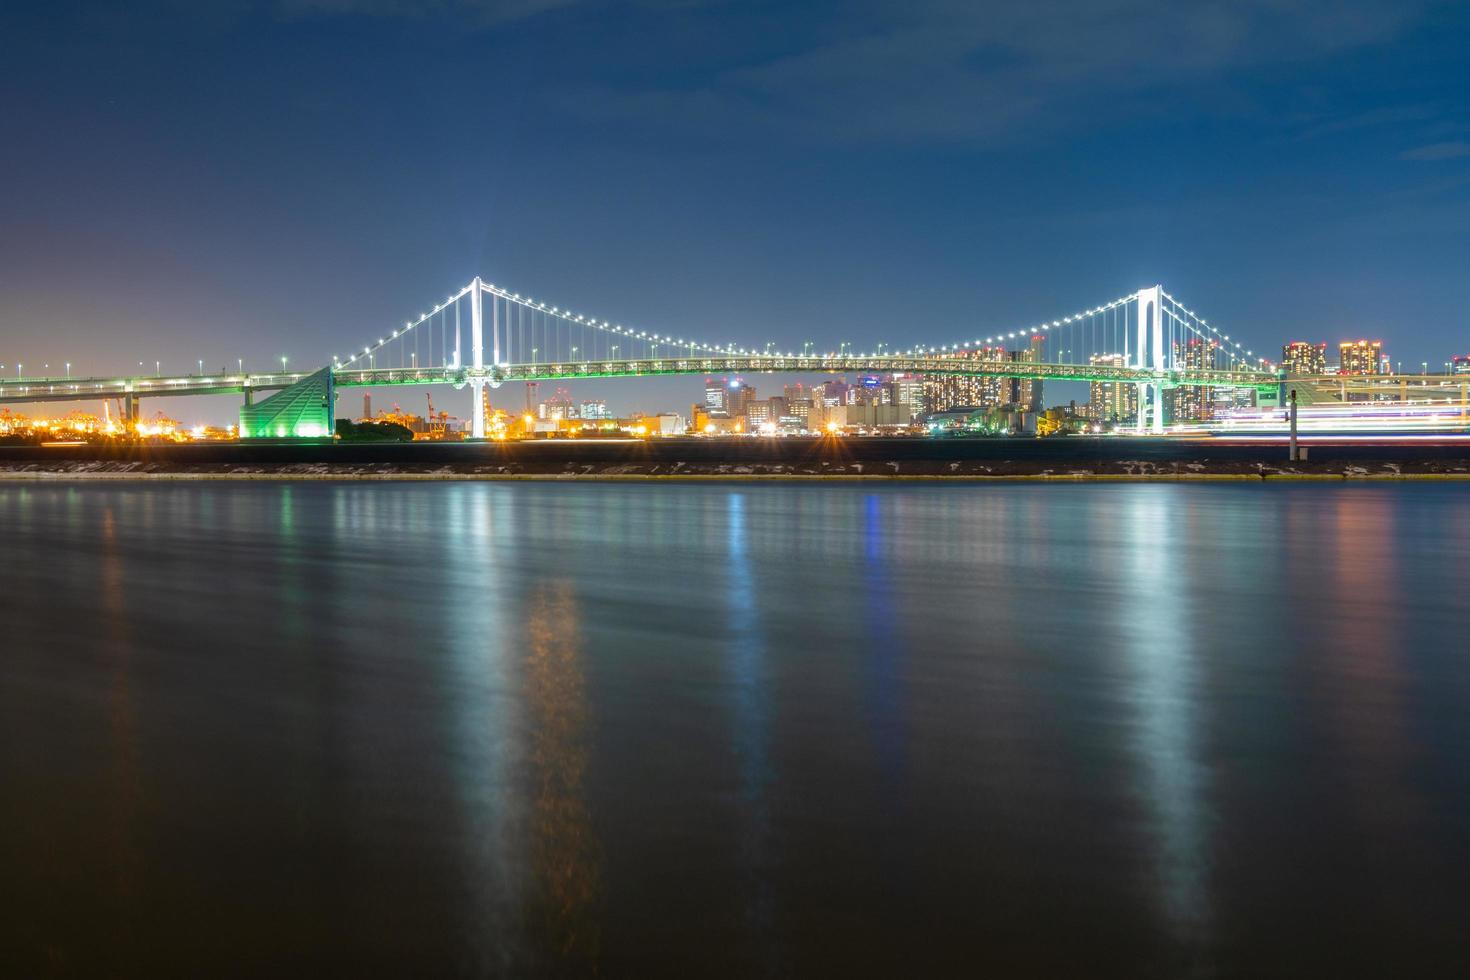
[[0, 279, 1313, 438]]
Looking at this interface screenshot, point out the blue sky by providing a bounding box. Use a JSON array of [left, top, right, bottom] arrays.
[[2, 0, 1468, 420]]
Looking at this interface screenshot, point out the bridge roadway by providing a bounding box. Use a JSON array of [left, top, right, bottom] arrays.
[[0, 357, 1282, 406]]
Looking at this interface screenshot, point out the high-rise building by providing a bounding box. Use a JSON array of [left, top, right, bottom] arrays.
[[888, 374, 925, 422], [815, 378, 849, 407], [1170, 339, 1220, 420], [1282, 341, 1328, 376], [1088, 354, 1137, 425], [704, 378, 729, 414], [923, 347, 1007, 413], [1339, 340, 1383, 375], [848, 376, 891, 406], [728, 380, 757, 421], [1007, 335, 1046, 411], [781, 385, 814, 426], [580, 400, 611, 420]]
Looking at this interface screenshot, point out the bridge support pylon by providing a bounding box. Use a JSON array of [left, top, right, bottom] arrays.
[[468, 378, 486, 439], [468, 275, 486, 439], [1133, 285, 1166, 434]]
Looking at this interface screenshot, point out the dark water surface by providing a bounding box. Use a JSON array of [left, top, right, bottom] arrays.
[[3, 482, 1469, 977]]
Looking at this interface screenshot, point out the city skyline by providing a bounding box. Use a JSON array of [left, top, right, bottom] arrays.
[[3, 1, 1469, 424]]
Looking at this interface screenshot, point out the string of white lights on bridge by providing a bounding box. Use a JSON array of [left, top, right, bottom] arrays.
[[334, 278, 1273, 376]]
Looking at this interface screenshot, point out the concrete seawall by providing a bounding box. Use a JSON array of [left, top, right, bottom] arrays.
[[3, 437, 1468, 481]]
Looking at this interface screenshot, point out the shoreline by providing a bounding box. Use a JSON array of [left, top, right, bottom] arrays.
[[3, 468, 1468, 483], [3, 438, 1469, 483]]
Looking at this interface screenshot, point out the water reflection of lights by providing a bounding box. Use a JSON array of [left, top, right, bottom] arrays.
[[525, 583, 602, 969], [99, 506, 143, 913], [725, 494, 777, 968], [1120, 488, 1213, 938]]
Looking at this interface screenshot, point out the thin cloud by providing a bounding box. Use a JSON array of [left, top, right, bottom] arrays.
[[1297, 105, 1438, 141], [272, 0, 580, 24], [1400, 140, 1470, 161], [559, 0, 1436, 145]]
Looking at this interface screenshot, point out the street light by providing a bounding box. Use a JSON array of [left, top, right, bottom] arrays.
[[198, 359, 204, 376], [65, 362, 70, 379], [281, 356, 288, 374]]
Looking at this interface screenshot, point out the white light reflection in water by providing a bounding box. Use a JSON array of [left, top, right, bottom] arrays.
[[447, 485, 528, 973], [1119, 487, 1214, 941], [725, 492, 778, 970]]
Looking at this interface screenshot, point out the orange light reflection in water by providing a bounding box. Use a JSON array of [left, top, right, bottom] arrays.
[[524, 583, 603, 968]]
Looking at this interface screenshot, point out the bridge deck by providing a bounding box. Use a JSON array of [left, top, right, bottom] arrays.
[[0, 358, 1281, 405]]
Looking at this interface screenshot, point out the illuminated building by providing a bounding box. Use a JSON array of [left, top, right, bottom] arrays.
[[828, 402, 908, 429], [703, 378, 728, 413], [580, 400, 611, 420], [540, 387, 576, 420], [728, 380, 756, 421], [888, 374, 924, 422], [1006, 335, 1046, 411], [923, 347, 1007, 412], [1452, 356, 1470, 375], [1169, 338, 1219, 421], [1339, 340, 1383, 375], [814, 379, 848, 407], [848, 376, 889, 405], [239, 366, 333, 439], [746, 398, 775, 426], [1088, 353, 1137, 425], [1282, 341, 1328, 376], [641, 413, 685, 436]]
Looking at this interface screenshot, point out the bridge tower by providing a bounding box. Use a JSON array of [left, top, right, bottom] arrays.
[[1133, 285, 1165, 434], [468, 276, 485, 439]]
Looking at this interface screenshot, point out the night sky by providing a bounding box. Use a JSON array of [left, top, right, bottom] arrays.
[[3, 0, 1469, 421]]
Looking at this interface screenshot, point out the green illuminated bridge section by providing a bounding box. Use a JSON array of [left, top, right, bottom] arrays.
[[0, 358, 1281, 408], [8, 364, 1456, 412]]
